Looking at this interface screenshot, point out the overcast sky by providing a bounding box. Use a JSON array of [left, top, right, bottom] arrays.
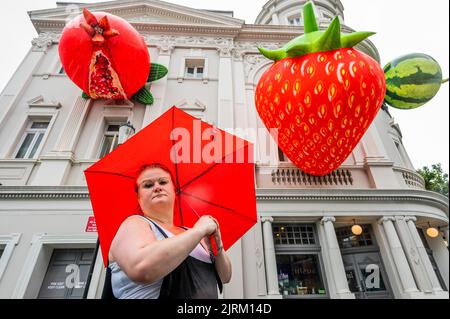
[[0, 0, 448, 172]]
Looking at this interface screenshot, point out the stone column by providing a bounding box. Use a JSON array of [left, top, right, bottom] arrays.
[[394, 216, 433, 293], [241, 220, 267, 298], [217, 46, 234, 131], [405, 216, 446, 294], [378, 217, 419, 294], [232, 51, 248, 135], [261, 216, 281, 297], [320, 217, 354, 298], [54, 97, 91, 156], [142, 45, 173, 127]]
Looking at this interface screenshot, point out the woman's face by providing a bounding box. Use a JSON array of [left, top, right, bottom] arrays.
[[136, 167, 175, 212]]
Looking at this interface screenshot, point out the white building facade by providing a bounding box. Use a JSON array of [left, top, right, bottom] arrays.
[[0, 0, 448, 299]]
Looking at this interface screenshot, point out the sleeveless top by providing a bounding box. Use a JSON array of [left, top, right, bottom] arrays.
[[110, 216, 217, 299]]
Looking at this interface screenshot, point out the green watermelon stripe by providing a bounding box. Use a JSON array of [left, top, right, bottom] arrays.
[[390, 53, 438, 66], [385, 89, 431, 104], [386, 67, 442, 86], [383, 62, 392, 74]]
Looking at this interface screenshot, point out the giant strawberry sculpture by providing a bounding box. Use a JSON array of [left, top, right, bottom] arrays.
[[255, 1, 386, 176], [59, 8, 164, 104]]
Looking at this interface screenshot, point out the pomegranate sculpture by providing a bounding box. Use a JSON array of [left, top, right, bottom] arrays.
[[59, 8, 167, 105]]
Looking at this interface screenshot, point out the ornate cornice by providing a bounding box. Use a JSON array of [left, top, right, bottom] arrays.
[[0, 186, 89, 199], [2, 187, 448, 215], [31, 32, 60, 52], [256, 188, 449, 215]]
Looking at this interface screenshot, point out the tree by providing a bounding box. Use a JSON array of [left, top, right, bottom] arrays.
[[417, 163, 449, 197]]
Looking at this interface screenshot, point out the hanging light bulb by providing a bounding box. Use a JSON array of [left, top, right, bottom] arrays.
[[351, 219, 363, 236], [426, 222, 439, 238]]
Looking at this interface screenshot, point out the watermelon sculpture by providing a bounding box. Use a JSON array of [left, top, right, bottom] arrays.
[[255, 1, 386, 176], [60, 8, 167, 105], [383, 53, 448, 109]]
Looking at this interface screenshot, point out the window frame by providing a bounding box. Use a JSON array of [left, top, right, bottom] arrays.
[[335, 224, 378, 252], [288, 15, 302, 26], [97, 123, 121, 159], [13, 118, 51, 159], [178, 57, 209, 83], [272, 223, 328, 298], [0, 233, 21, 282]]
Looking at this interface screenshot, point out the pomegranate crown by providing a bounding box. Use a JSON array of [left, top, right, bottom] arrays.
[[80, 8, 120, 45]]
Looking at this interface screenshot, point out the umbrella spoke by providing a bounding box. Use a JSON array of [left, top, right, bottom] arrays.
[[181, 191, 256, 224], [179, 144, 249, 191], [171, 107, 183, 225]]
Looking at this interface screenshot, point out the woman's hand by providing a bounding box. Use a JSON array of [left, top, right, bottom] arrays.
[[193, 215, 217, 237], [208, 216, 224, 255]]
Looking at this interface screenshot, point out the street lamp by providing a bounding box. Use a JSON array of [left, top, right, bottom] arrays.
[[118, 121, 135, 145], [351, 219, 363, 236], [426, 222, 439, 238]]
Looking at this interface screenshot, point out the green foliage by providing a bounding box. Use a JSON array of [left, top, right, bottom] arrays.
[[417, 163, 449, 197]]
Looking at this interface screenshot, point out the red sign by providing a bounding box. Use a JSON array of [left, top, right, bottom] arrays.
[[85, 216, 97, 233]]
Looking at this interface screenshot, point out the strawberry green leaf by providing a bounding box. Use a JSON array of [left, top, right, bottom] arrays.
[[81, 92, 90, 99], [258, 47, 287, 61], [303, 1, 319, 34], [341, 31, 376, 48], [258, 1, 375, 61], [315, 17, 341, 51]]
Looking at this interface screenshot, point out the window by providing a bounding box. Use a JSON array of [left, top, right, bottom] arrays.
[[273, 224, 316, 245], [336, 225, 374, 249], [185, 59, 205, 79], [273, 223, 327, 297], [15, 121, 49, 159], [288, 16, 302, 25], [99, 124, 120, 158], [277, 254, 326, 296], [37, 248, 94, 299]]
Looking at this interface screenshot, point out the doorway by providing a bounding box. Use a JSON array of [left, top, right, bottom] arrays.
[[336, 224, 393, 299], [343, 252, 391, 299]]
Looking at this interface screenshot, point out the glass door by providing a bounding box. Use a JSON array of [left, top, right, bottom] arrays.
[[343, 252, 392, 299]]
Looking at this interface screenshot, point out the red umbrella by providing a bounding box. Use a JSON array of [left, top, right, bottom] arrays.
[[85, 106, 257, 266]]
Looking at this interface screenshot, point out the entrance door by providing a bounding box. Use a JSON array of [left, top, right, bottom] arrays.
[[343, 252, 392, 299]]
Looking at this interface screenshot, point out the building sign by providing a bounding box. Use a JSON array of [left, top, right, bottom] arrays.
[[85, 216, 97, 233]]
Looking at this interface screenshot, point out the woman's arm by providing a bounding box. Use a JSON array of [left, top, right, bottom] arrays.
[[214, 248, 232, 284], [110, 215, 216, 284], [207, 220, 232, 284]]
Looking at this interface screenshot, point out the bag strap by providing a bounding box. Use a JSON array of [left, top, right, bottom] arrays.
[[101, 260, 117, 299], [141, 216, 169, 238]]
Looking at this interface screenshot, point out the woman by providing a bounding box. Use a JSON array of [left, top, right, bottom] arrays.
[[108, 163, 232, 299]]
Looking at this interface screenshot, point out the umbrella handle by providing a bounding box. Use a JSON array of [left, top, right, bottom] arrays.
[[209, 235, 218, 257]]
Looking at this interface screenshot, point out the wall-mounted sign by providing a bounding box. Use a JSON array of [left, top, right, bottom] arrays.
[[85, 216, 97, 233]]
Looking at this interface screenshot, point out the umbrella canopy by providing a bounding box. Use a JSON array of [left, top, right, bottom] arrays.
[[85, 106, 257, 266]]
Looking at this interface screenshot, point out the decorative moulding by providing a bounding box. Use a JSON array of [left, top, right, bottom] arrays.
[[27, 95, 61, 109]]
